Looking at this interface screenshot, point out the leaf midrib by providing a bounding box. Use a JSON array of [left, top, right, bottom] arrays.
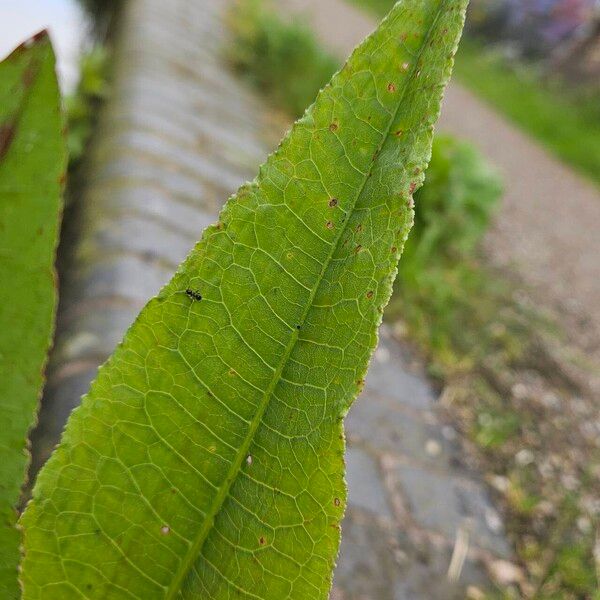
[[165, 3, 447, 596]]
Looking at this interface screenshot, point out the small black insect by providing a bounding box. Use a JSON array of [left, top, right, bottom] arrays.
[[185, 288, 202, 302]]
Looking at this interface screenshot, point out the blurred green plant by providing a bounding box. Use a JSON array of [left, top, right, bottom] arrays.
[[226, 0, 339, 117], [76, 0, 122, 34], [64, 45, 110, 169], [392, 135, 502, 360], [65, 45, 109, 170]]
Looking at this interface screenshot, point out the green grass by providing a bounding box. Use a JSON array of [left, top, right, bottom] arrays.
[[347, 0, 600, 185], [454, 39, 600, 185], [225, 0, 339, 117]]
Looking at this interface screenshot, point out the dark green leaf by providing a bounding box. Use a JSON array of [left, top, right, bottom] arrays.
[[0, 32, 65, 598]]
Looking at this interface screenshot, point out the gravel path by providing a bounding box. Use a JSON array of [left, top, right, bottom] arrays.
[[33, 0, 512, 597], [282, 0, 600, 359]]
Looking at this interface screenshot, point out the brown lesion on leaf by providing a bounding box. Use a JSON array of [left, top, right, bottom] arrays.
[[10, 29, 49, 59], [0, 123, 16, 160], [22, 64, 37, 88]]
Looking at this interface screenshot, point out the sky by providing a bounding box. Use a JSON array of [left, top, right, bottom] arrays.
[[0, 0, 89, 92]]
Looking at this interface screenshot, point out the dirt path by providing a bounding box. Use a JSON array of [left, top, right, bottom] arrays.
[[282, 0, 600, 360]]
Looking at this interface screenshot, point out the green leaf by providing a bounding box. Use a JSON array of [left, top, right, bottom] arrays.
[[21, 2, 467, 598], [0, 32, 65, 598]]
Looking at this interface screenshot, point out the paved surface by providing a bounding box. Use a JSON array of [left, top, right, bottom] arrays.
[[33, 0, 512, 597], [283, 0, 600, 361]]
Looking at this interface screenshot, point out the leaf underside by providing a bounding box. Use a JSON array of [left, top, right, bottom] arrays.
[[21, 2, 467, 598], [0, 33, 65, 599]]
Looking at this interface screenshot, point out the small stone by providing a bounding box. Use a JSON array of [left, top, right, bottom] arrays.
[[541, 391, 560, 409], [485, 507, 503, 534], [374, 346, 390, 363], [442, 425, 457, 441], [490, 475, 509, 493], [425, 439, 441, 457], [515, 449, 535, 466], [489, 559, 523, 586], [466, 587, 486, 600], [511, 383, 528, 400], [577, 516, 592, 534], [536, 500, 556, 517], [561, 474, 580, 491]]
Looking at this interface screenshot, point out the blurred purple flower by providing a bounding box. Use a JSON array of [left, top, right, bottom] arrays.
[[503, 0, 593, 43]]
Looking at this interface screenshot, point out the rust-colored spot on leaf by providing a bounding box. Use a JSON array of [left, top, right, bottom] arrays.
[[387, 82, 396, 93], [326, 221, 334, 230], [334, 498, 341, 507], [11, 29, 49, 58], [22, 64, 37, 88], [409, 182, 417, 194], [329, 122, 338, 132], [366, 291, 374, 299], [259, 536, 266, 546], [0, 124, 16, 160], [394, 129, 404, 137], [328, 198, 338, 208]]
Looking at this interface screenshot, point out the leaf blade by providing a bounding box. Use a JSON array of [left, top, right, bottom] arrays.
[[22, 2, 467, 598], [0, 32, 65, 599]]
